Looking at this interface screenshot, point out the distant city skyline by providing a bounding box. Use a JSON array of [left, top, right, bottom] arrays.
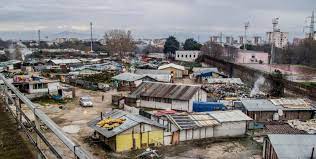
[[0, 0, 315, 41]]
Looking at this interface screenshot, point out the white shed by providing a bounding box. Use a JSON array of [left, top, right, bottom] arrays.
[[208, 110, 252, 137]]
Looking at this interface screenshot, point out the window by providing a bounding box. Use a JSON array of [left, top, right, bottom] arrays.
[[185, 55, 188, 58], [193, 55, 196, 58], [177, 55, 180, 58], [33, 83, 48, 89], [190, 55, 192, 58]]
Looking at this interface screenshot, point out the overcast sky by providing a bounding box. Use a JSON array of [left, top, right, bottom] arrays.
[[0, 0, 315, 41]]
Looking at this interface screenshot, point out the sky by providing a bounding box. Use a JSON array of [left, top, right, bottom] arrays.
[[0, 0, 315, 42]]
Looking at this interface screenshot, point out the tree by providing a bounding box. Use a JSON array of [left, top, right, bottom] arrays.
[[200, 41, 223, 58], [183, 38, 202, 50], [163, 36, 179, 55], [104, 29, 135, 58]]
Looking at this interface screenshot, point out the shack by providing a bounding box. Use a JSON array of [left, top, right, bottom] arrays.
[[207, 110, 252, 137], [158, 63, 186, 78], [88, 109, 165, 152], [165, 113, 219, 144], [135, 69, 171, 82], [263, 134, 316, 159], [12, 75, 60, 94], [238, 98, 316, 123], [112, 72, 158, 91], [128, 81, 207, 112]]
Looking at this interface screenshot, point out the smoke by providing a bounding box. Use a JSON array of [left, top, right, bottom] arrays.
[[250, 76, 265, 97]]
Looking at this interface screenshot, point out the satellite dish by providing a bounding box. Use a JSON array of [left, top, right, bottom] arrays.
[[278, 109, 283, 116]]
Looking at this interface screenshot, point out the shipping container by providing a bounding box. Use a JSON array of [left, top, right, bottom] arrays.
[[193, 101, 226, 112]]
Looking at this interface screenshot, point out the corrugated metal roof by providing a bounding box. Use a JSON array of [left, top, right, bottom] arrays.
[[166, 113, 219, 130], [158, 63, 185, 71], [268, 134, 316, 159], [265, 124, 305, 134], [189, 114, 219, 127], [270, 98, 312, 109], [135, 69, 170, 75], [241, 99, 280, 111], [208, 110, 252, 122], [49, 59, 81, 64], [129, 81, 201, 100], [193, 68, 219, 74], [207, 78, 243, 84], [112, 72, 145, 82], [241, 99, 315, 111], [87, 109, 164, 138]]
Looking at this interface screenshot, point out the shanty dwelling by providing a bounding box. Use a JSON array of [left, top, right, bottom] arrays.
[[207, 110, 253, 137], [88, 109, 165, 152], [140, 110, 252, 144], [128, 81, 207, 112], [263, 134, 316, 159], [165, 113, 220, 144], [158, 63, 186, 78], [191, 67, 227, 83], [237, 99, 316, 125], [112, 72, 158, 91], [135, 69, 171, 83], [12, 75, 60, 94], [47, 59, 82, 66]]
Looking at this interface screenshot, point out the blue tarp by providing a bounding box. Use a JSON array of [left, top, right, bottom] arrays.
[[193, 101, 226, 112]]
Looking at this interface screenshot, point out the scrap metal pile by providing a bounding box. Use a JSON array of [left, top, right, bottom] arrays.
[[288, 119, 316, 134], [97, 117, 126, 130], [202, 83, 250, 99]]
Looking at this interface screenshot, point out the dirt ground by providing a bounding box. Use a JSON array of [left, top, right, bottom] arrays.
[[33, 87, 127, 158], [31, 87, 262, 159], [160, 137, 262, 159]]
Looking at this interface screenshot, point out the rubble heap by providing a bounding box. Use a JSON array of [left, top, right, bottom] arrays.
[[202, 83, 250, 99], [287, 119, 316, 134]]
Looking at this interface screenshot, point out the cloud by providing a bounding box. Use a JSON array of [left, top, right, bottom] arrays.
[[0, 0, 315, 41]]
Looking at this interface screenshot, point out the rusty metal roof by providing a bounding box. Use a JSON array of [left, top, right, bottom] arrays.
[[130, 81, 201, 100]]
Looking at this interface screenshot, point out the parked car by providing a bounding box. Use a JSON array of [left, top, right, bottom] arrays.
[[80, 96, 93, 107]]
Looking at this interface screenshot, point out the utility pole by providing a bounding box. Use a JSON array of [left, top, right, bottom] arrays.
[[270, 18, 279, 64], [90, 22, 93, 53], [38, 30, 41, 49], [244, 22, 250, 50]]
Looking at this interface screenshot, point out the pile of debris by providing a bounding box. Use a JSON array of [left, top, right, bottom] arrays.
[[202, 83, 250, 99], [287, 119, 316, 134]]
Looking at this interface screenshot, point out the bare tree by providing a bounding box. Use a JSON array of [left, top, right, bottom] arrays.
[[201, 41, 224, 58], [104, 29, 136, 58]]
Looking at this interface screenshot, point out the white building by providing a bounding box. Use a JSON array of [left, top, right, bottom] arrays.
[[129, 82, 207, 112], [266, 31, 289, 48], [175, 51, 200, 62]]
